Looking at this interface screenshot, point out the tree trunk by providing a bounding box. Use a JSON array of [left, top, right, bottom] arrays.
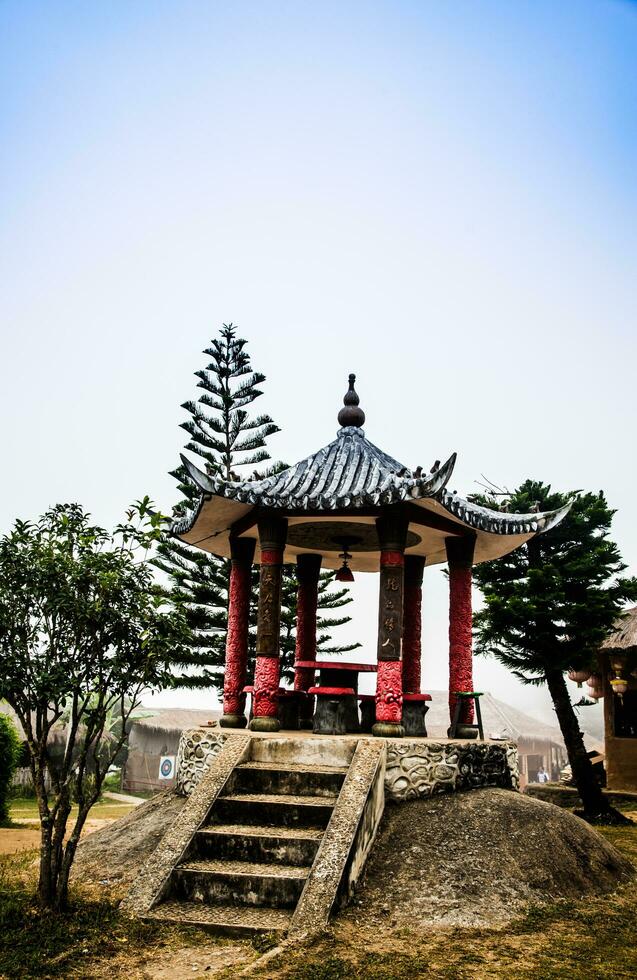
[[545, 668, 612, 819], [33, 759, 55, 907], [38, 819, 54, 907], [54, 803, 92, 910]]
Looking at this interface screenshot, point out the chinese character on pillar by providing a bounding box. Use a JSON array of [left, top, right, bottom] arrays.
[[373, 513, 408, 738], [446, 535, 476, 726], [220, 536, 256, 729], [250, 517, 287, 732]]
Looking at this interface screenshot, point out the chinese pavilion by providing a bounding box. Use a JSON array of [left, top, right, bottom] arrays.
[[174, 375, 569, 737]]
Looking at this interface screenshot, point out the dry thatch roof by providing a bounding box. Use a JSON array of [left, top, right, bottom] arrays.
[[423, 691, 565, 744], [600, 606, 637, 653], [133, 697, 576, 750], [0, 703, 67, 746], [133, 707, 220, 733]]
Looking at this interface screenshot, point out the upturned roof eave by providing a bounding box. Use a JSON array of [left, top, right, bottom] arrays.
[[172, 465, 572, 548], [434, 491, 573, 538]]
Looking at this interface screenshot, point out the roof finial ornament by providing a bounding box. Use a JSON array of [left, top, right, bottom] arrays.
[[338, 373, 366, 428]]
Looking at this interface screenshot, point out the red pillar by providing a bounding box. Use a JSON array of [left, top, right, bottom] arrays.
[[250, 517, 287, 732], [445, 536, 476, 725], [294, 553, 322, 730], [373, 514, 407, 738], [220, 537, 256, 728], [294, 553, 322, 692], [403, 556, 425, 694]]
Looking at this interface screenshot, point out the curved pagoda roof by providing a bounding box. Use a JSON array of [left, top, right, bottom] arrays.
[[174, 374, 569, 572]]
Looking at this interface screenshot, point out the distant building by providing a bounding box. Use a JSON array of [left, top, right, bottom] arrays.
[[122, 707, 221, 794], [599, 606, 637, 791], [423, 692, 569, 788], [0, 701, 62, 790], [121, 696, 575, 793]]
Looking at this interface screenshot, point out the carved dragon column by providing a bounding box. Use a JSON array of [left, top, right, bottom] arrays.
[[293, 553, 322, 729], [402, 555, 425, 694], [250, 516, 288, 733], [373, 513, 408, 738], [219, 536, 256, 729], [446, 536, 476, 726]]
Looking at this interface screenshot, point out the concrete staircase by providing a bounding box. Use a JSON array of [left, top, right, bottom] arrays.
[[145, 743, 349, 937]]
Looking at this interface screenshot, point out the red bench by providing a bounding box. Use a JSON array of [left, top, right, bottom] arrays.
[[402, 693, 431, 737], [308, 686, 355, 735]]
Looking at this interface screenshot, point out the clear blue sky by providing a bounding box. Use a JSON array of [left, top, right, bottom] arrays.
[[2, 1, 636, 724]]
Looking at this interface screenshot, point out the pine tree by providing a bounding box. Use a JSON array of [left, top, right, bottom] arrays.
[[154, 324, 279, 690], [156, 323, 359, 694], [279, 571, 361, 683], [471, 479, 637, 823]]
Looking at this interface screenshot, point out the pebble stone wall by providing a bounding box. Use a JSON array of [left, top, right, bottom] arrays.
[[175, 728, 227, 796], [175, 728, 519, 801], [385, 739, 519, 800]]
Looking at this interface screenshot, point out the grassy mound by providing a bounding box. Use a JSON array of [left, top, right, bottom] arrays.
[[344, 787, 633, 929]]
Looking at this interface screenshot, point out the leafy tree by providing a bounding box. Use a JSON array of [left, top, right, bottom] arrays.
[[472, 480, 637, 823], [156, 323, 359, 694], [0, 501, 190, 909], [0, 710, 22, 825]]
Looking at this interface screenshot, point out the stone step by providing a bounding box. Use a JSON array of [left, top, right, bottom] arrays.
[[213, 793, 336, 829], [179, 858, 308, 877], [195, 823, 322, 866], [146, 900, 292, 938], [249, 735, 356, 769], [171, 859, 307, 908], [229, 761, 346, 798], [239, 761, 349, 773]]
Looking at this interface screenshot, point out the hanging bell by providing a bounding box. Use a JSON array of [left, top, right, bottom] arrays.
[[333, 536, 356, 583], [335, 553, 354, 582]]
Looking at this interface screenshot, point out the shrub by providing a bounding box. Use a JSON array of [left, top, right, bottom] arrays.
[[0, 712, 22, 824]]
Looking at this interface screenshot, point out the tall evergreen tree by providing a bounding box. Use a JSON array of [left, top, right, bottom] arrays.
[[154, 324, 278, 690], [471, 479, 637, 824], [156, 323, 359, 694]]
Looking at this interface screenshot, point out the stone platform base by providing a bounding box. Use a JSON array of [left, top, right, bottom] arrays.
[[176, 728, 519, 801]]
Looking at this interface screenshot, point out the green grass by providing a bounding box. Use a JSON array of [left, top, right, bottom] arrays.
[[0, 850, 226, 980], [7, 797, 139, 826], [101, 771, 123, 793], [0, 850, 156, 979], [2, 805, 637, 980]]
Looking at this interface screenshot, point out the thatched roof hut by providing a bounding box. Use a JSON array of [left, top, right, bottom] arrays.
[[599, 607, 637, 791], [122, 708, 221, 794], [600, 606, 637, 654], [423, 691, 562, 744]]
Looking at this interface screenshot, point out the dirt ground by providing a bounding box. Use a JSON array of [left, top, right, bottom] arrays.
[[3, 789, 637, 980], [72, 791, 186, 892], [73, 940, 255, 980], [337, 788, 633, 929], [0, 818, 123, 855]]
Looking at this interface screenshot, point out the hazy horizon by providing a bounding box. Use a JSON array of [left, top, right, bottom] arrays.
[[2, 1, 636, 732]]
